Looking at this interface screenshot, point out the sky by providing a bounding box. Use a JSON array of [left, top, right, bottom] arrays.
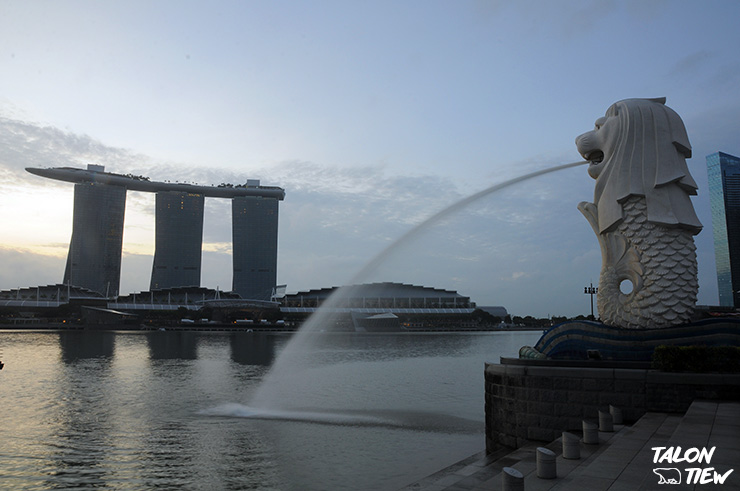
[[1, 0, 739, 318]]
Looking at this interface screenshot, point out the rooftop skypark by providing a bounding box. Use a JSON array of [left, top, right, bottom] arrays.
[[26, 165, 285, 200]]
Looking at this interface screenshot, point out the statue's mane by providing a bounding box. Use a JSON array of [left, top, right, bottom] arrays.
[[593, 98, 702, 234]]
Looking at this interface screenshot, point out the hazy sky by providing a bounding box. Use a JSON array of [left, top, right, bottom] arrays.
[[1, 0, 739, 317]]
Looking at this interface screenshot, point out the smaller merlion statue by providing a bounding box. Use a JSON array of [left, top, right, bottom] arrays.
[[576, 98, 702, 329]]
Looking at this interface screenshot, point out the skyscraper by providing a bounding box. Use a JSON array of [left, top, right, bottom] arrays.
[[707, 151, 740, 307], [150, 191, 205, 290], [28, 165, 285, 299], [232, 195, 279, 301], [63, 181, 126, 297]]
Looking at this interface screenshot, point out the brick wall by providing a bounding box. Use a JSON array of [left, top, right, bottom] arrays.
[[484, 362, 740, 451]]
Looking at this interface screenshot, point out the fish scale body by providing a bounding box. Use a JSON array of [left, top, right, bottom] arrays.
[[598, 196, 697, 328]]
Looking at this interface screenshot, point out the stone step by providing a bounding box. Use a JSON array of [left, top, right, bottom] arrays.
[[452, 413, 672, 490], [552, 400, 739, 491], [400, 446, 513, 490], [638, 400, 740, 491], [550, 411, 681, 490], [608, 413, 682, 491], [403, 401, 740, 490], [403, 422, 629, 490]]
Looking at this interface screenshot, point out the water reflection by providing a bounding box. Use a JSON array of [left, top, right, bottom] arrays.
[[256, 332, 479, 370], [145, 331, 198, 360], [229, 333, 279, 366], [136, 420, 198, 488], [50, 331, 117, 488], [57, 331, 116, 363]]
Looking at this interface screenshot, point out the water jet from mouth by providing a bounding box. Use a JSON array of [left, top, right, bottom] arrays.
[[249, 160, 588, 411]]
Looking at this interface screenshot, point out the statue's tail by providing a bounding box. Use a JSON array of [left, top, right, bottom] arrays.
[[599, 197, 697, 328]]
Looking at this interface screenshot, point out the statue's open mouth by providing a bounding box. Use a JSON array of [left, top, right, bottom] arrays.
[[585, 150, 604, 164]]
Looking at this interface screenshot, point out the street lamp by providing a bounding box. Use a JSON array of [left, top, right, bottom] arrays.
[[584, 283, 598, 319]]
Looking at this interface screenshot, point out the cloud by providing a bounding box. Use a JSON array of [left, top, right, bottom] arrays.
[[252, 160, 463, 228], [708, 62, 740, 95], [202, 242, 232, 254], [0, 245, 65, 289], [0, 114, 149, 182], [566, 0, 617, 38], [669, 50, 713, 78]]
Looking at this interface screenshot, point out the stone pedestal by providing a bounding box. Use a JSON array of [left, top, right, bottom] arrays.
[[536, 447, 557, 479], [582, 420, 599, 444], [502, 467, 524, 491], [562, 431, 580, 459], [609, 404, 623, 424], [485, 359, 740, 450], [598, 410, 613, 432]]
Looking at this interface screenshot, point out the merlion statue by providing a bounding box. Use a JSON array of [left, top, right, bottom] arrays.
[[576, 97, 702, 329]]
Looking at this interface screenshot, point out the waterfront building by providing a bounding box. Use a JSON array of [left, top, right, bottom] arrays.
[[279, 282, 495, 331], [63, 181, 126, 297], [281, 282, 477, 311], [27, 165, 285, 299], [707, 151, 740, 307], [232, 196, 279, 301], [113, 286, 243, 310], [0, 284, 105, 309], [150, 191, 205, 290]]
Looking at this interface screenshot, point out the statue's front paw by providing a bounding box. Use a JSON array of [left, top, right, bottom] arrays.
[[578, 201, 599, 233], [577, 201, 596, 214]]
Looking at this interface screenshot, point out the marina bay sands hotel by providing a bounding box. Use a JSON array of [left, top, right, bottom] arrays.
[[26, 165, 285, 301]]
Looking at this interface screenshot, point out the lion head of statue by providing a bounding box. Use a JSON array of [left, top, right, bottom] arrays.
[[575, 97, 702, 235]]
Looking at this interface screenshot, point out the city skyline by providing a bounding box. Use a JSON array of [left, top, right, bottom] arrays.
[[1, 1, 739, 317]]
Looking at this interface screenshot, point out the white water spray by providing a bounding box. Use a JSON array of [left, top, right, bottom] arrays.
[[200, 403, 483, 433], [246, 161, 588, 411]]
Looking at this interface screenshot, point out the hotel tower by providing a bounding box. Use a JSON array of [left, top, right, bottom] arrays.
[[27, 165, 285, 300]]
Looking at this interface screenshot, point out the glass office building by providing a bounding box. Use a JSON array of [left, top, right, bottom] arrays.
[[150, 191, 205, 290], [63, 182, 126, 297], [232, 196, 279, 301], [707, 151, 740, 307]]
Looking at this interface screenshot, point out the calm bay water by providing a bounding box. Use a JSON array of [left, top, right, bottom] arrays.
[[0, 330, 539, 490]]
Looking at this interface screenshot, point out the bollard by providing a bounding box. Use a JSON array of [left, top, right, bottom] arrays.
[[562, 431, 580, 459], [582, 420, 599, 444], [536, 447, 557, 479], [502, 467, 524, 491], [598, 410, 614, 432], [609, 405, 623, 425]]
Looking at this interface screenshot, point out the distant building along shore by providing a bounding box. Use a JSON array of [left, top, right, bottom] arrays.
[[27, 165, 284, 301]]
